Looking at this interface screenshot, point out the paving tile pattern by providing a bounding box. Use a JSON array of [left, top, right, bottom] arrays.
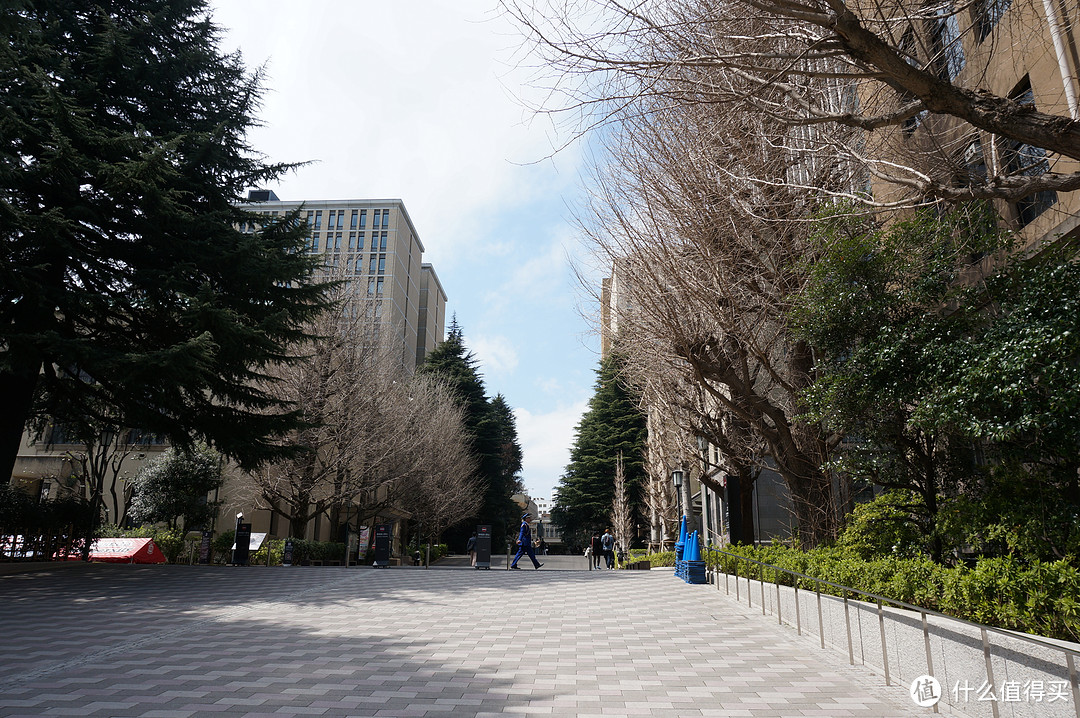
[[0, 564, 952, 717]]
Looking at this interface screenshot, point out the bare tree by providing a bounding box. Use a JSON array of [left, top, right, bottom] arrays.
[[247, 280, 439, 539], [399, 375, 483, 546], [610, 450, 634, 558], [505, 0, 1080, 205], [581, 77, 840, 547]]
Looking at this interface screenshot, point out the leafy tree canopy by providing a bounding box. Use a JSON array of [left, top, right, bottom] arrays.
[[128, 444, 224, 530], [553, 353, 647, 548], [0, 0, 332, 480], [793, 205, 1080, 563]]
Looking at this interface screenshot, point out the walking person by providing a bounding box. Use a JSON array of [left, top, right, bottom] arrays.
[[601, 528, 615, 569], [466, 532, 477, 567], [590, 532, 603, 569], [510, 513, 544, 570]]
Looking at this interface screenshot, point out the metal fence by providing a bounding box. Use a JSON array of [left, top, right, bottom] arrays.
[[709, 547, 1080, 718]]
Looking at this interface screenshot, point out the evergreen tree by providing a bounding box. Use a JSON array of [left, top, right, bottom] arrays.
[[0, 1, 330, 479], [553, 354, 648, 549], [128, 444, 224, 530], [417, 320, 522, 546]]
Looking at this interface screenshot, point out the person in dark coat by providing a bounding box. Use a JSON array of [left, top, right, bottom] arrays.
[[510, 513, 543, 570], [590, 532, 603, 569], [466, 532, 477, 567]]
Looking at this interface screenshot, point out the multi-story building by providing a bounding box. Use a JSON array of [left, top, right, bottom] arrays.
[[8, 194, 448, 557], [243, 191, 447, 372]]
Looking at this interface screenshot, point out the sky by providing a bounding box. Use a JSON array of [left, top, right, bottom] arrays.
[[210, 1, 602, 502]]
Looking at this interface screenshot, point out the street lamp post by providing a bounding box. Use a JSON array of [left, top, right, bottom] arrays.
[[673, 466, 694, 534]]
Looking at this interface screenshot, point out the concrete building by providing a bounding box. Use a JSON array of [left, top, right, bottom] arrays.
[[8, 194, 449, 560], [242, 193, 447, 373]]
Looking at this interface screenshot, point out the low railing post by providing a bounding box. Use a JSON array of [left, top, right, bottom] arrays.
[[1067, 652, 1080, 718], [981, 628, 1000, 718], [794, 583, 802, 635], [877, 599, 890, 686], [816, 585, 824, 649], [776, 571, 783, 626], [844, 596, 854, 665], [759, 562, 766, 616], [922, 611, 938, 714]]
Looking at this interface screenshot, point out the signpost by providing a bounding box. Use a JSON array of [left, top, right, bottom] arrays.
[[475, 524, 492, 570], [233, 521, 252, 566], [372, 523, 391, 568], [198, 530, 212, 565]]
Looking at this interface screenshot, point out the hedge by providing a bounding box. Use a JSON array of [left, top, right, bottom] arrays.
[[709, 544, 1080, 642]]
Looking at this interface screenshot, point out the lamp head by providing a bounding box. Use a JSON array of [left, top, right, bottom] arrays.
[[672, 469, 684, 488]]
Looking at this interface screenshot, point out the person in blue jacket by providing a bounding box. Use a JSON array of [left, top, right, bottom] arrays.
[[510, 512, 544, 570]]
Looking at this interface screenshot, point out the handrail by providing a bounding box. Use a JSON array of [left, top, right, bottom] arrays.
[[707, 546, 1080, 658]]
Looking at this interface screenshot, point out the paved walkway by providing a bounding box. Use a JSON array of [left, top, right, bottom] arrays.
[[0, 563, 957, 718]]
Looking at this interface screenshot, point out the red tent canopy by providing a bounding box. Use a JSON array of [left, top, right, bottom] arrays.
[[81, 538, 167, 564]]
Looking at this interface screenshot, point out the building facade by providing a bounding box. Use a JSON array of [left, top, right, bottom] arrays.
[[242, 193, 447, 373], [8, 194, 449, 559]]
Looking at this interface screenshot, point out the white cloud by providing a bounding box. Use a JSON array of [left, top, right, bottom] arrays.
[[211, 1, 583, 273], [514, 400, 589, 500], [470, 334, 519, 377]]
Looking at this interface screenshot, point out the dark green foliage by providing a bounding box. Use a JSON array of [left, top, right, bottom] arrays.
[[0, 0, 332, 480], [0, 483, 93, 559], [792, 205, 1080, 563], [128, 444, 224, 530], [836, 490, 928, 560], [417, 320, 522, 546], [713, 543, 1080, 642], [552, 354, 647, 548]]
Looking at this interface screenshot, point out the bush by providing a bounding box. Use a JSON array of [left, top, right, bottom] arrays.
[[710, 544, 1080, 641], [629, 549, 674, 567]]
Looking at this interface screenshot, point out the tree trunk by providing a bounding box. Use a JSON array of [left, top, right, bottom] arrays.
[[0, 363, 40, 482]]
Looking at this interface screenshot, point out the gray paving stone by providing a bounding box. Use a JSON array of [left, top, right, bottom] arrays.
[[0, 564, 961, 717]]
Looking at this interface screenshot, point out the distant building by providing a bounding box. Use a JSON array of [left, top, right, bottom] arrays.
[[241, 193, 447, 372], [9, 194, 449, 558]]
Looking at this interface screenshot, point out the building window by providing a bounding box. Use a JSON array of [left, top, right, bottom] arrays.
[[377, 255, 386, 275], [931, 6, 965, 81], [334, 233, 342, 250], [369, 255, 377, 274], [311, 234, 320, 251], [381, 210, 389, 228], [976, 0, 1012, 42], [350, 210, 358, 229], [962, 139, 987, 185], [358, 210, 367, 229], [376, 278, 384, 295], [357, 232, 365, 251], [1002, 78, 1056, 226], [336, 211, 344, 229], [348, 232, 356, 250], [368, 278, 376, 296], [379, 232, 387, 251], [314, 210, 322, 229]]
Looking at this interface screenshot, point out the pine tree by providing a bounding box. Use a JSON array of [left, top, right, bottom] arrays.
[[553, 354, 648, 549], [0, 1, 330, 479], [417, 320, 522, 546]]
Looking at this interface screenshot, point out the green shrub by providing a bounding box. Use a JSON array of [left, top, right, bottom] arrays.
[[630, 550, 674, 567], [711, 544, 1080, 641], [251, 539, 285, 566], [211, 530, 235, 564]]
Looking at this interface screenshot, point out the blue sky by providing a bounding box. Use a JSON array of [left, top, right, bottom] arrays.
[[211, 1, 602, 501]]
